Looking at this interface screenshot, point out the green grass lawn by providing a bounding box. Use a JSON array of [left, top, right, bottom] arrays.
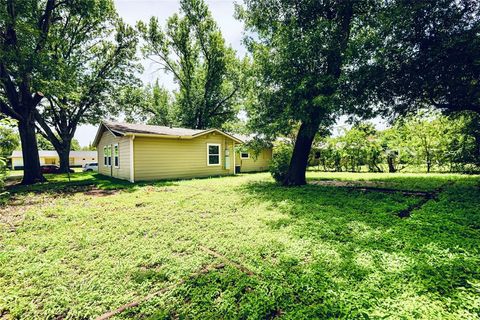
[[1, 172, 479, 319]]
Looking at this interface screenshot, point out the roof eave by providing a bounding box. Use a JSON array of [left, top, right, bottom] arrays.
[[192, 129, 244, 144], [92, 122, 125, 146]]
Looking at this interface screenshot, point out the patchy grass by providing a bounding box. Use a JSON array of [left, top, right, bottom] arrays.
[[0, 172, 479, 319]]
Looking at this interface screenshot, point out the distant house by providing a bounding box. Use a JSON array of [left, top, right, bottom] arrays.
[[92, 121, 272, 182], [9, 150, 97, 170]]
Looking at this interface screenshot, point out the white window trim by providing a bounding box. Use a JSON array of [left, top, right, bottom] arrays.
[[207, 143, 221, 166], [240, 151, 250, 159], [113, 143, 119, 168]]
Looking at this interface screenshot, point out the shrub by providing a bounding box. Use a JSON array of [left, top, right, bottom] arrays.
[[269, 143, 293, 183]]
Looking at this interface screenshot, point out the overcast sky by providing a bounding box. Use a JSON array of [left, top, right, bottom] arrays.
[[75, 0, 245, 146]]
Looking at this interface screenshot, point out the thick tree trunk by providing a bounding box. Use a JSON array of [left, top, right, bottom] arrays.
[[57, 145, 71, 173], [282, 118, 320, 186], [18, 118, 46, 184], [387, 154, 396, 173]]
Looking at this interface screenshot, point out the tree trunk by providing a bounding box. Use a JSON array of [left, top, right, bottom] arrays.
[[282, 118, 320, 186], [57, 145, 71, 173], [387, 154, 396, 173], [18, 118, 46, 184]]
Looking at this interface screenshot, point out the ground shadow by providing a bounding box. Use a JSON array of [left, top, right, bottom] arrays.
[[228, 177, 480, 317]]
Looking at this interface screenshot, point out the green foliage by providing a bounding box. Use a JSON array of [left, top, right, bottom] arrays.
[[345, 0, 480, 116], [36, 135, 81, 151], [269, 142, 293, 183], [138, 0, 244, 129], [34, 3, 139, 170], [311, 113, 480, 173], [0, 118, 18, 189], [237, 1, 381, 185], [121, 80, 174, 126], [36, 134, 53, 150], [0, 120, 19, 159], [1, 172, 479, 318]]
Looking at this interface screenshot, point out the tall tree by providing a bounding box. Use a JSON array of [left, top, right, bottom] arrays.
[[239, 0, 377, 185], [0, 0, 65, 184], [34, 9, 138, 173], [139, 0, 243, 129]]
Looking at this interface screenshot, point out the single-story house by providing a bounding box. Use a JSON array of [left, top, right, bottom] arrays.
[[9, 150, 97, 170], [92, 121, 272, 182]]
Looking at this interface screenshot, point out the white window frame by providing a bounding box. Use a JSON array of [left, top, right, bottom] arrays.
[[240, 151, 250, 159], [113, 144, 119, 168], [207, 143, 221, 166]]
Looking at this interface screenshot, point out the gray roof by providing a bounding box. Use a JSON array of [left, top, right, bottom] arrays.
[[94, 121, 245, 146], [104, 121, 205, 137]]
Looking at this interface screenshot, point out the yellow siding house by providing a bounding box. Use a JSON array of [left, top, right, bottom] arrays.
[[93, 121, 272, 182]]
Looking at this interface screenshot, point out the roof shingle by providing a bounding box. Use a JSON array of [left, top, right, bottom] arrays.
[[104, 121, 205, 137]]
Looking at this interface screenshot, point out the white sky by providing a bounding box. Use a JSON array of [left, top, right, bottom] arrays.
[[75, 0, 387, 146]]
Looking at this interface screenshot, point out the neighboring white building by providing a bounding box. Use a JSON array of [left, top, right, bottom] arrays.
[[9, 150, 97, 169]]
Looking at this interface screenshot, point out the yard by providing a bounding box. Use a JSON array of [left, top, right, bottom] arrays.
[[1, 172, 479, 319]]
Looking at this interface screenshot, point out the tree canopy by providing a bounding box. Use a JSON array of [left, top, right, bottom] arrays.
[[238, 0, 378, 185], [34, 7, 139, 173], [138, 0, 244, 130], [345, 0, 480, 117]]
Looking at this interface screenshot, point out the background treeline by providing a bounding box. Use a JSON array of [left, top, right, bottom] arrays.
[[307, 112, 480, 173]]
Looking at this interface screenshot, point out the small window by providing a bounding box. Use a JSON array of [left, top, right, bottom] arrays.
[[240, 152, 250, 159], [207, 144, 221, 166], [103, 146, 108, 166], [107, 145, 112, 166], [114, 144, 119, 167]]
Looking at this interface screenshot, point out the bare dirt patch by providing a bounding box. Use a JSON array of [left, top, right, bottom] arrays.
[[83, 188, 119, 197]]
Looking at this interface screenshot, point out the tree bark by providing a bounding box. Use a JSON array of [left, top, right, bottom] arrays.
[[18, 117, 46, 184], [282, 117, 321, 186], [57, 144, 71, 173], [387, 155, 396, 173]]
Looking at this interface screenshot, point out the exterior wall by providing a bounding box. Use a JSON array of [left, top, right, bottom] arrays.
[[134, 133, 235, 181], [12, 157, 23, 169], [97, 130, 131, 180], [236, 148, 272, 173], [11, 153, 97, 169], [71, 156, 97, 167]]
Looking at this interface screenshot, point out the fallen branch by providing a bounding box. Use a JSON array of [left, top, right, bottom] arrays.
[[95, 263, 225, 320], [397, 181, 454, 218]]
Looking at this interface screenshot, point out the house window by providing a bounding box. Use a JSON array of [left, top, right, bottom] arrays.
[[103, 146, 108, 166], [107, 145, 112, 166], [207, 143, 221, 166], [240, 152, 250, 159], [114, 144, 119, 167], [104, 145, 112, 167]]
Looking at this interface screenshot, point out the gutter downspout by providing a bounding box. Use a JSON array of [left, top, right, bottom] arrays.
[[233, 142, 236, 175], [130, 135, 135, 183]]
